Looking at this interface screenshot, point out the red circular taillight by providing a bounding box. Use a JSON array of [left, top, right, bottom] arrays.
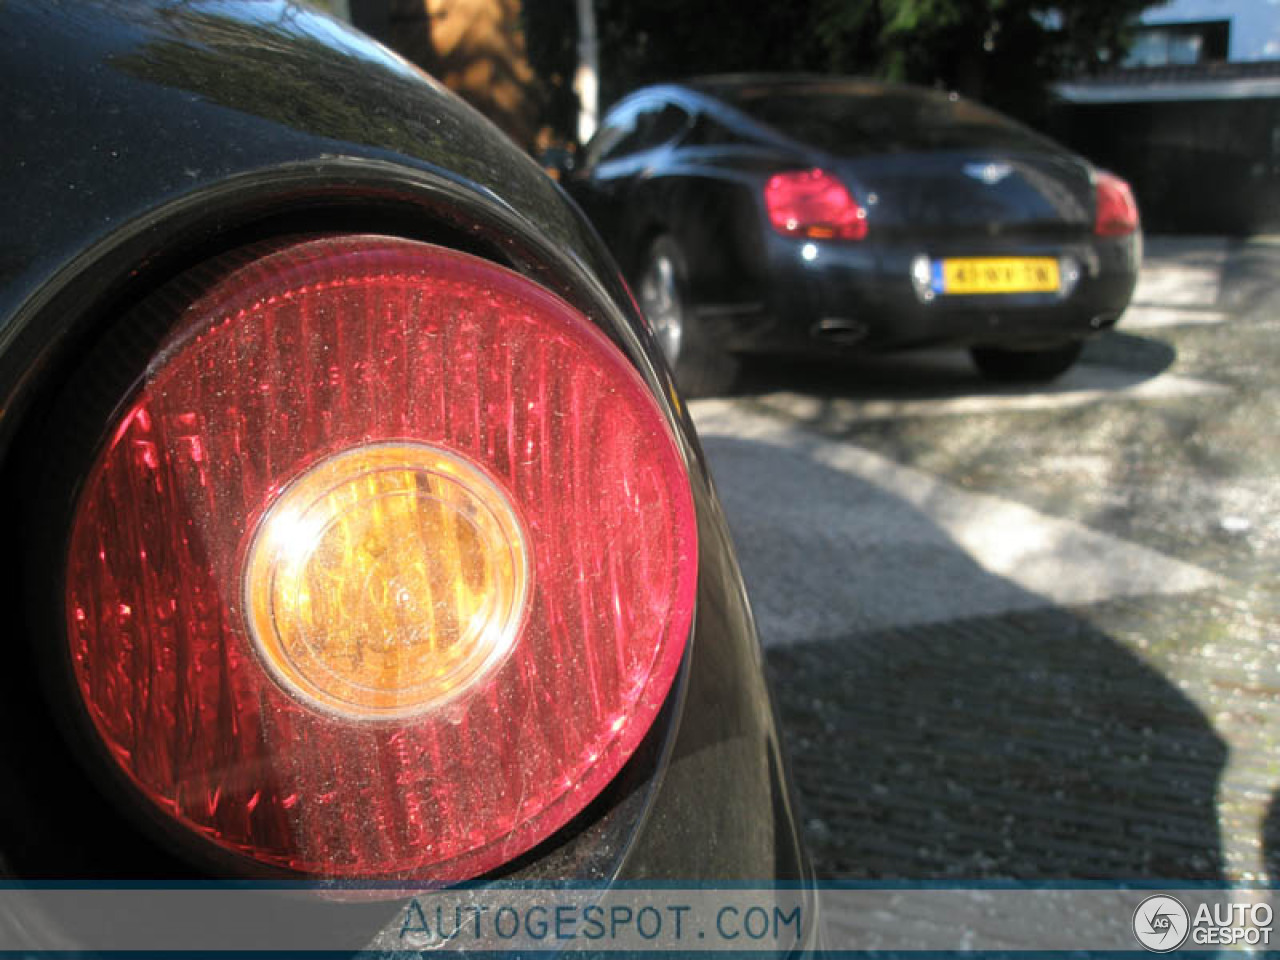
[[64, 237, 697, 880]]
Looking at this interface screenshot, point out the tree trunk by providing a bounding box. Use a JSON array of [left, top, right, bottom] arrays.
[[953, 45, 985, 101], [574, 0, 599, 145], [356, 0, 541, 151]]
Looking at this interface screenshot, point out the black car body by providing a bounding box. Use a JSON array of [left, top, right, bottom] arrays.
[[567, 75, 1143, 391], [0, 2, 814, 951]]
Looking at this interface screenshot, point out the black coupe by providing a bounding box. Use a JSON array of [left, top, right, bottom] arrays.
[[0, 2, 815, 951], [567, 75, 1142, 393]]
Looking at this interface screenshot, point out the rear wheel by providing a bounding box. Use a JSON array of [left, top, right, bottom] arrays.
[[636, 235, 737, 397], [970, 341, 1083, 383]]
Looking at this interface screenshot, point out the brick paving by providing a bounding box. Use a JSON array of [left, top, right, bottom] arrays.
[[766, 592, 1278, 880], [699, 237, 1280, 883]]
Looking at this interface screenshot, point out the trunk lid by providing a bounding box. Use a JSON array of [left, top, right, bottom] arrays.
[[719, 80, 1096, 242], [836, 149, 1095, 241]]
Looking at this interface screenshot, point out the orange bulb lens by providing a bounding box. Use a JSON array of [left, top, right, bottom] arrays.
[[243, 443, 528, 718]]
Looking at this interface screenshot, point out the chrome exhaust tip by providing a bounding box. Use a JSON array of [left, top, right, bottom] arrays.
[[812, 317, 869, 346]]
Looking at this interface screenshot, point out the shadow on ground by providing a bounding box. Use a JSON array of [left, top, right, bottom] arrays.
[[768, 616, 1226, 880], [1261, 792, 1280, 883], [700, 433, 1225, 881], [719, 331, 1176, 401]]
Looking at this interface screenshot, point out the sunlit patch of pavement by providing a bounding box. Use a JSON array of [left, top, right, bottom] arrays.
[[1119, 305, 1231, 330], [1133, 236, 1229, 309], [722, 360, 1228, 425], [1114, 236, 1236, 330], [689, 402, 1225, 647]]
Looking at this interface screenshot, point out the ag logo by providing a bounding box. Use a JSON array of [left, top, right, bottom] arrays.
[[1133, 895, 1190, 952]]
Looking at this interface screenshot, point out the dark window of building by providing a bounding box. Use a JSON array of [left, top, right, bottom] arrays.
[[1125, 20, 1230, 67]]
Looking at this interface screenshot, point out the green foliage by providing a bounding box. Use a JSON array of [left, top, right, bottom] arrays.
[[521, 0, 580, 137], [858, 0, 1156, 122], [523, 0, 825, 125], [524, 0, 1159, 141]]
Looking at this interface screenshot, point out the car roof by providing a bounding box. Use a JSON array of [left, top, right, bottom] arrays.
[[605, 75, 947, 113], [678, 73, 945, 102], [617, 73, 1058, 159]]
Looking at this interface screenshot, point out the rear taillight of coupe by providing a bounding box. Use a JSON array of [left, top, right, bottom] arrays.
[[764, 168, 868, 241], [1094, 171, 1139, 237], [63, 237, 697, 881]]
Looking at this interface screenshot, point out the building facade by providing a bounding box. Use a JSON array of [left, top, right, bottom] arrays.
[[1053, 1, 1280, 233]]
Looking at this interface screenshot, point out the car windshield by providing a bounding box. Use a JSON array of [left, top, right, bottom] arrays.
[[727, 84, 1050, 154]]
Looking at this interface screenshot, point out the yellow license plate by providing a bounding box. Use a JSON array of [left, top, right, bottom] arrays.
[[935, 257, 1060, 295]]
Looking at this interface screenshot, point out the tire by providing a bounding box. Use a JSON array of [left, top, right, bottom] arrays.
[[635, 235, 738, 398], [970, 341, 1083, 383]]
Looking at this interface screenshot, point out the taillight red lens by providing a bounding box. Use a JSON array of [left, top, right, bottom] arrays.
[[64, 237, 697, 880], [764, 168, 868, 241], [1094, 171, 1139, 237]]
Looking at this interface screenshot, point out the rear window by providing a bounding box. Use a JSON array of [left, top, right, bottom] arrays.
[[727, 84, 1049, 154]]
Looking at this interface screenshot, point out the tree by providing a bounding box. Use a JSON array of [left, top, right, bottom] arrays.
[[816, 0, 1158, 123], [349, 0, 542, 150], [524, 0, 824, 140], [573, 0, 599, 143], [521, 0, 580, 141], [524, 0, 1159, 142]]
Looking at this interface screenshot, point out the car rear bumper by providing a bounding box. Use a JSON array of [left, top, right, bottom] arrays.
[[720, 232, 1141, 354]]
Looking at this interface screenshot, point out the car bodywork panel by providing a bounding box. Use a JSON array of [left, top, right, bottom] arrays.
[[0, 0, 809, 914]]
